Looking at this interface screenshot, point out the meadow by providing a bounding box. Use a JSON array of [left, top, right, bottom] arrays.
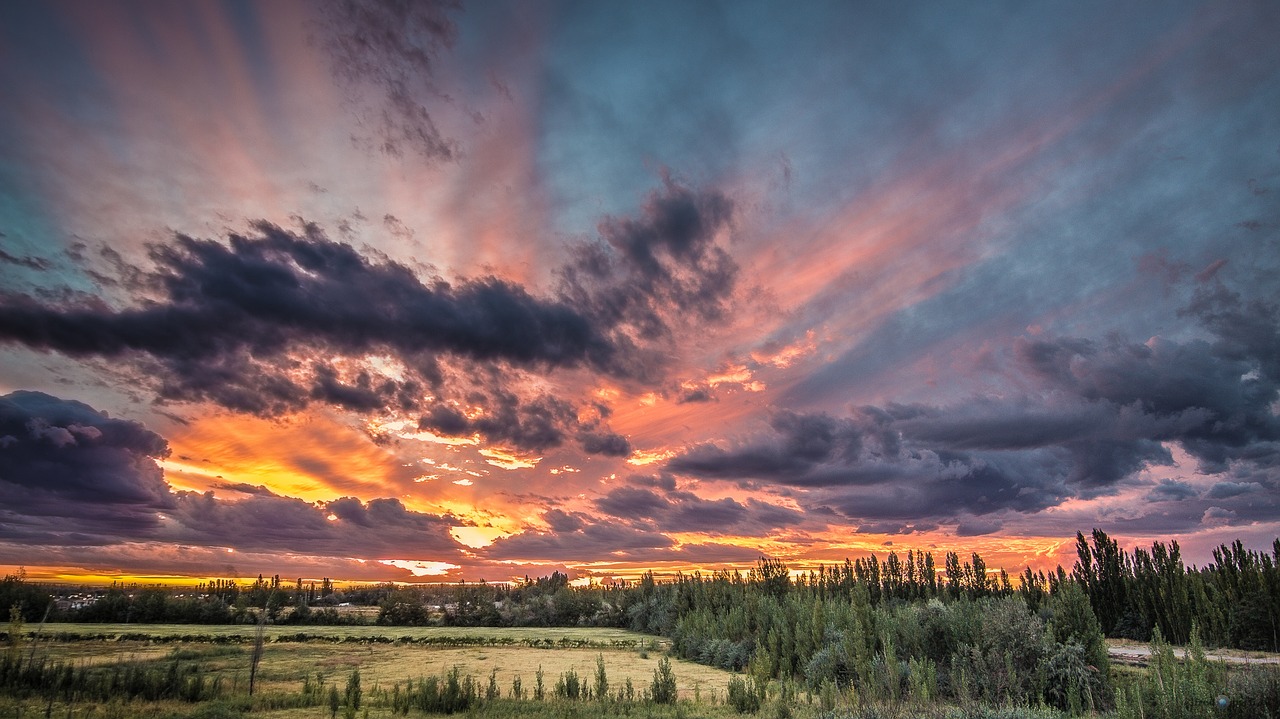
[[2, 625, 752, 719], [6, 534, 1280, 718], [11, 624, 1279, 719]]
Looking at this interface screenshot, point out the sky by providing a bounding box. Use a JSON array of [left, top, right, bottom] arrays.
[[1, 0, 1279, 585]]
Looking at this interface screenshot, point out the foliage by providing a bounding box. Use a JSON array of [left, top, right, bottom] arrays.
[[0, 573, 51, 623], [727, 675, 763, 713], [651, 656, 678, 704], [594, 653, 609, 700], [0, 651, 224, 703], [1113, 625, 1222, 719], [553, 668, 581, 700]]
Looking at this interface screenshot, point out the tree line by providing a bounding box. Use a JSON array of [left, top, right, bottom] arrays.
[[7, 530, 1279, 655]]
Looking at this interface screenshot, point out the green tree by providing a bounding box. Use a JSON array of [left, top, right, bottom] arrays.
[[5, 604, 21, 663], [594, 654, 609, 701], [1048, 580, 1110, 691], [651, 656, 678, 704], [345, 669, 362, 710]]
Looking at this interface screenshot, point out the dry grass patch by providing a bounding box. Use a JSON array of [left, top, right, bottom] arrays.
[[23, 636, 735, 702]]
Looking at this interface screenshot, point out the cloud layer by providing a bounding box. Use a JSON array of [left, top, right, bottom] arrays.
[[669, 286, 1280, 533], [1, 0, 1278, 579]]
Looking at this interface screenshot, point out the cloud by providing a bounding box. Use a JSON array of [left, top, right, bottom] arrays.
[[0, 222, 620, 453], [1014, 313, 1280, 474], [417, 391, 574, 452], [557, 176, 737, 380], [313, 0, 461, 161], [590, 480, 807, 537], [0, 390, 171, 544], [480, 506, 769, 566], [0, 223, 608, 402], [0, 390, 469, 564], [667, 282, 1280, 533], [0, 248, 51, 271], [1206, 481, 1262, 499], [481, 509, 676, 562], [0, 178, 739, 456], [578, 430, 632, 457], [1146, 479, 1198, 502], [955, 517, 1003, 537], [168, 492, 465, 561], [669, 410, 868, 481]]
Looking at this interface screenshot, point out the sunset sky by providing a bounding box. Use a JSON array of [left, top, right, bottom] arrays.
[[2, 0, 1279, 585]]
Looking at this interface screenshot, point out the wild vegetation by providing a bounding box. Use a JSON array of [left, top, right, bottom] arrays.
[[4, 529, 1279, 718]]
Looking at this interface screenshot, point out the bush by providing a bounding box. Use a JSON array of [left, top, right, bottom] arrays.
[[651, 656, 678, 704], [1113, 625, 1222, 719], [554, 668, 581, 700], [1224, 665, 1280, 718], [1042, 642, 1101, 714], [727, 675, 762, 713]]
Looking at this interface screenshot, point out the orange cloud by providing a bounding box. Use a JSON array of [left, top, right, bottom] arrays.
[[163, 412, 417, 503]]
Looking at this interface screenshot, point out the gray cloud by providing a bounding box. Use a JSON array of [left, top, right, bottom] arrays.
[[481, 509, 676, 562], [0, 390, 469, 563], [557, 176, 737, 381], [1146, 479, 1198, 503], [0, 390, 171, 544], [314, 0, 461, 161], [592, 483, 806, 536], [669, 281, 1280, 531], [169, 491, 464, 561], [0, 178, 737, 456]]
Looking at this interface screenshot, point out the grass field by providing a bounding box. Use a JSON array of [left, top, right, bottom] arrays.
[[8, 625, 742, 718]]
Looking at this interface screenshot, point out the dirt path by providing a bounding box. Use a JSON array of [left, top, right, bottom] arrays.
[[1108, 642, 1280, 666]]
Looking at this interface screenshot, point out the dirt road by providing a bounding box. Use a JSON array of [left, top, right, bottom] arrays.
[[1108, 642, 1280, 666]]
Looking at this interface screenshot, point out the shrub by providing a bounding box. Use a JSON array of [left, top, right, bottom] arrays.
[[1113, 625, 1222, 719], [1224, 665, 1280, 718], [651, 656, 678, 704], [595, 654, 609, 701], [555, 668, 581, 700], [728, 675, 762, 714]]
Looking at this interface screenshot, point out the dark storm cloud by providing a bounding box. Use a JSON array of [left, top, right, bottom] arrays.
[[170, 492, 464, 560], [557, 177, 737, 379], [0, 248, 51, 271], [419, 391, 573, 451], [591, 481, 807, 536], [1185, 283, 1280, 385], [0, 222, 608, 381], [669, 281, 1280, 531], [1013, 304, 1280, 474], [1146, 479, 1198, 502], [669, 410, 866, 481], [415, 387, 632, 454], [0, 178, 737, 453], [481, 509, 676, 562], [955, 517, 1003, 537], [314, 0, 461, 161], [0, 390, 171, 543], [676, 386, 715, 404], [0, 222, 613, 451], [577, 430, 632, 457], [1207, 481, 1262, 499], [0, 390, 469, 560]]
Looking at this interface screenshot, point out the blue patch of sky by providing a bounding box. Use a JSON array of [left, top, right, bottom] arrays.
[[526, 1, 1198, 239]]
